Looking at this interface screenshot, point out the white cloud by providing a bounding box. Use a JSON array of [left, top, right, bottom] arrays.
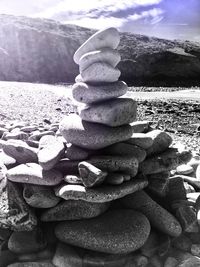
[[33, 0, 163, 19]]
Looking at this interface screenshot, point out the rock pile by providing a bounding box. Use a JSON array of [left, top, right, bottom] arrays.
[[0, 27, 199, 267]]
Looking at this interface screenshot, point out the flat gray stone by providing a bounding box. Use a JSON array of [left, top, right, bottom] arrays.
[[2, 140, 38, 164], [41, 200, 110, 221], [5, 131, 29, 141], [55, 177, 148, 203], [38, 135, 65, 170], [59, 114, 132, 150], [29, 130, 55, 141], [126, 133, 153, 149], [55, 209, 150, 254], [81, 62, 121, 83], [121, 190, 182, 237], [72, 81, 127, 104], [88, 155, 139, 177], [79, 98, 137, 127], [65, 144, 89, 160], [101, 142, 146, 162], [105, 172, 131, 185], [79, 47, 121, 72], [7, 163, 63, 186], [130, 120, 151, 133], [73, 27, 120, 64], [0, 151, 17, 168], [23, 184, 60, 208]]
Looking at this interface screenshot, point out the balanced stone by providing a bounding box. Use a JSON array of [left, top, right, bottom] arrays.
[[23, 184, 60, 208], [41, 200, 110, 221], [7, 163, 63, 186], [102, 142, 146, 162], [72, 81, 127, 104], [78, 161, 107, 188], [2, 140, 38, 163], [65, 144, 89, 160], [126, 133, 153, 149], [121, 190, 182, 237], [73, 27, 120, 64], [64, 175, 82, 184], [130, 120, 151, 133], [79, 98, 137, 127], [55, 177, 148, 203], [8, 227, 47, 254], [0, 177, 37, 231], [79, 47, 121, 72], [88, 155, 138, 177], [80, 62, 121, 83], [38, 135, 65, 170], [59, 114, 132, 150], [55, 209, 150, 254], [146, 130, 173, 156]]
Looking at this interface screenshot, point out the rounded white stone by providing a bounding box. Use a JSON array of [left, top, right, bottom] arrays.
[[81, 62, 121, 83], [79, 47, 121, 72], [73, 27, 120, 64]]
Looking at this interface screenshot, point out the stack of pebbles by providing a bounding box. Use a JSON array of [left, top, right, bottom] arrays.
[[0, 28, 199, 267]]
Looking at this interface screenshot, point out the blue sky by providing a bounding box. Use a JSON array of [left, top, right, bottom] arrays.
[[0, 0, 200, 41]]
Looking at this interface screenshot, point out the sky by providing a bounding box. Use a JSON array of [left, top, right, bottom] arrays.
[[0, 0, 200, 41]]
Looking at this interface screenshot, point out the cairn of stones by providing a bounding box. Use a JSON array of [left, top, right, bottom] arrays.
[[1, 27, 200, 267]]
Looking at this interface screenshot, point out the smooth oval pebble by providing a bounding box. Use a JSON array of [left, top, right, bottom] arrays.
[[41, 200, 110, 221], [121, 190, 182, 237], [8, 227, 47, 254], [65, 144, 89, 160], [81, 62, 121, 84], [23, 184, 60, 208], [7, 163, 63, 186], [7, 262, 55, 267], [59, 114, 132, 150], [79, 98, 137, 127], [79, 47, 121, 72], [55, 177, 148, 203], [72, 81, 127, 104], [55, 209, 150, 254], [126, 133, 153, 149], [73, 27, 120, 64], [2, 140, 38, 164]]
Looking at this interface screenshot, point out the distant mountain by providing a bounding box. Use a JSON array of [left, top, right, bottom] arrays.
[[0, 14, 200, 86]]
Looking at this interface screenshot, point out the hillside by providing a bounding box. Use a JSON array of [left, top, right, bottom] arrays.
[[0, 14, 200, 86]]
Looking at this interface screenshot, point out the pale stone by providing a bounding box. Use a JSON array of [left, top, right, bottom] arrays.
[[130, 120, 151, 133], [81, 62, 121, 83], [73, 27, 120, 64], [38, 135, 65, 170], [72, 81, 127, 104], [2, 140, 38, 164], [59, 114, 132, 150], [7, 163, 63, 186], [176, 164, 194, 175], [55, 177, 148, 203], [79, 98, 137, 127], [79, 47, 121, 72]]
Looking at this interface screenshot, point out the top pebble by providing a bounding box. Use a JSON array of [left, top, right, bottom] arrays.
[[73, 27, 120, 64]]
